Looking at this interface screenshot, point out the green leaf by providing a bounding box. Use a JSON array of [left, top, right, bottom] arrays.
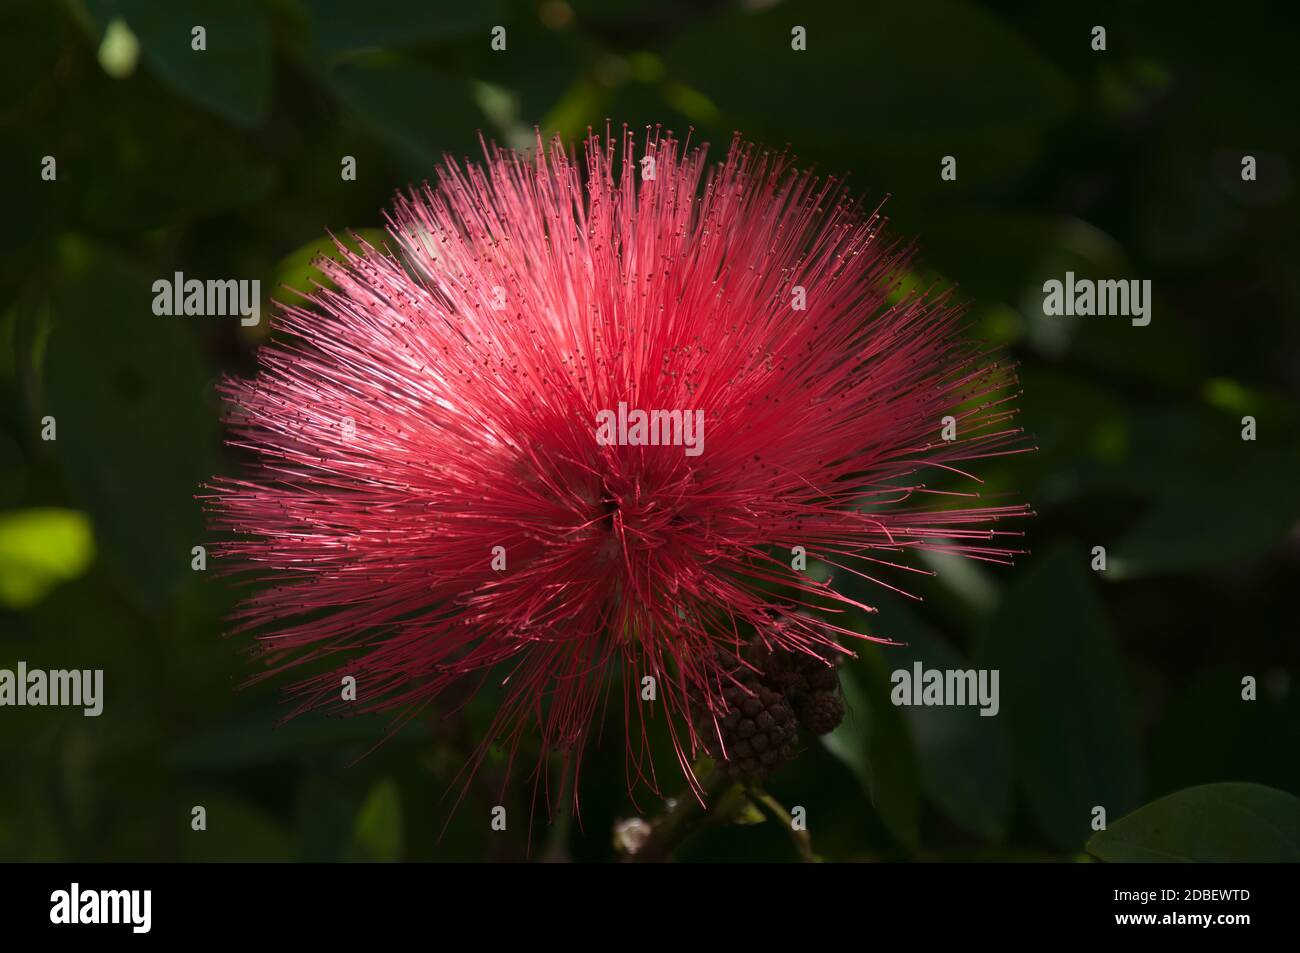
[[662, 0, 1072, 151], [44, 237, 216, 611], [979, 544, 1141, 850], [306, 0, 506, 55], [1087, 784, 1300, 863], [818, 665, 869, 787], [85, 0, 272, 127], [96, 17, 141, 79], [918, 213, 1128, 327], [731, 797, 766, 826], [822, 652, 921, 851], [353, 778, 403, 862], [0, 508, 95, 608], [67, 72, 276, 230], [183, 792, 293, 861], [268, 229, 391, 307], [1111, 449, 1300, 578], [870, 599, 1012, 842], [318, 61, 485, 171], [176, 706, 406, 770]]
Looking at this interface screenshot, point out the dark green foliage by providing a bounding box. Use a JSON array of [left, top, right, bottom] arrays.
[[1, 0, 1296, 861]]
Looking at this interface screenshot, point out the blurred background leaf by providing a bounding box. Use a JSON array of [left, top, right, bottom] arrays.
[[83, 0, 273, 127], [0, 508, 94, 608], [1087, 783, 1300, 863], [821, 654, 921, 852], [352, 778, 403, 862], [980, 544, 1141, 850], [871, 598, 1013, 843], [43, 236, 216, 611]]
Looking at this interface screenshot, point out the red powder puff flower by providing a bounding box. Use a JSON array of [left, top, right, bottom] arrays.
[[205, 126, 1029, 806]]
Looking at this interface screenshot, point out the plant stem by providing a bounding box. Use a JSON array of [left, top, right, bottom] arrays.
[[624, 764, 740, 862], [752, 790, 819, 862]]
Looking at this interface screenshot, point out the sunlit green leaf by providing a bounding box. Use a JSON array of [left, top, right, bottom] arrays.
[[0, 508, 95, 608], [269, 229, 391, 307], [353, 778, 403, 862]]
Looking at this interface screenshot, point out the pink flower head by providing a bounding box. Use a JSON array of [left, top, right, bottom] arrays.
[[206, 126, 1028, 804]]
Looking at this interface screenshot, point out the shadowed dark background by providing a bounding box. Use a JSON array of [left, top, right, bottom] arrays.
[[1, 0, 1298, 861]]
